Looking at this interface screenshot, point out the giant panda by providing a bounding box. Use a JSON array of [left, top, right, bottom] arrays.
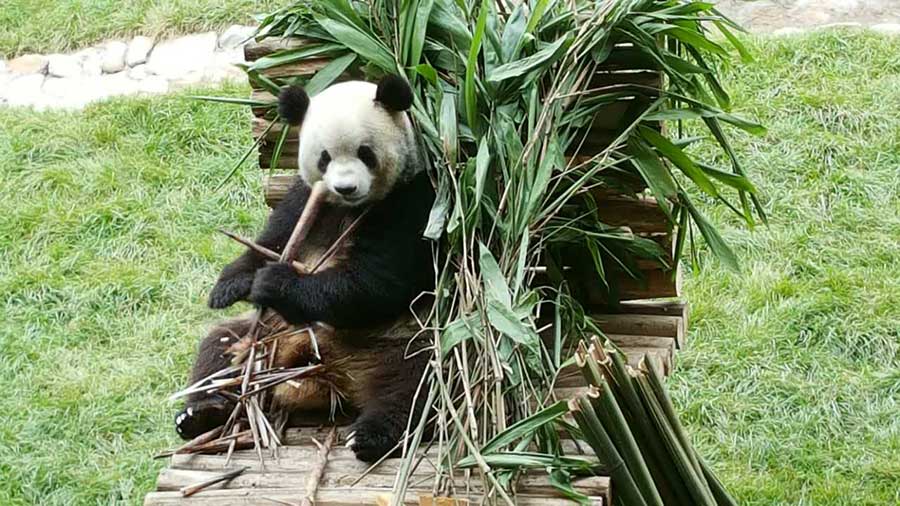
[[174, 75, 435, 462]]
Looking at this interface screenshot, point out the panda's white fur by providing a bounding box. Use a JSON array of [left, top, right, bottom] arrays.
[[298, 81, 421, 206]]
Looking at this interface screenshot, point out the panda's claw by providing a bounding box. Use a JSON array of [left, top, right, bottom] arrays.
[[174, 401, 230, 440]]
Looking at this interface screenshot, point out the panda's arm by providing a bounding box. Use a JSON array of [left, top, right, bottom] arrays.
[[208, 181, 311, 309], [249, 172, 434, 327]]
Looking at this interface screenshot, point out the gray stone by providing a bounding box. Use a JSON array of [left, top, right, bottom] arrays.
[[7, 54, 48, 75], [128, 63, 150, 80], [203, 49, 246, 83], [99, 72, 141, 98], [47, 54, 84, 78], [75, 48, 104, 77], [871, 22, 900, 34], [125, 36, 154, 67], [137, 75, 169, 94], [4, 74, 48, 108], [146, 32, 217, 79], [100, 41, 129, 73], [218, 25, 256, 49]]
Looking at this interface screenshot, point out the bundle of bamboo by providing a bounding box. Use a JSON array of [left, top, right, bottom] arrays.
[[570, 337, 737, 506]]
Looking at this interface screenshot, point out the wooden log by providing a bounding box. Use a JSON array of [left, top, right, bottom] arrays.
[[593, 193, 670, 234], [244, 38, 311, 62], [144, 488, 605, 506], [617, 299, 689, 319], [593, 313, 685, 349]]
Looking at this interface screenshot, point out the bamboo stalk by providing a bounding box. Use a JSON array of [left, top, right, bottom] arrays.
[[699, 457, 739, 506], [568, 396, 648, 506], [640, 357, 706, 480], [633, 372, 717, 506], [586, 381, 663, 506], [218, 229, 311, 274], [603, 348, 693, 505]]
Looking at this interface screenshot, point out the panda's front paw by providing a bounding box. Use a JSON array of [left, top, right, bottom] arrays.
[[248, 263, 299, 310], [174, 399, 231, 440], [348, 416, 402, 462], [208, 271, 255, 309]]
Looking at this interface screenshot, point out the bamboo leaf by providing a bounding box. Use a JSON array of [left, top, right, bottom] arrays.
[[487, 35, 571, 83], [304, 53, 356, 95], [479, 242, 510, 308], [682, 194, 740, 272], [465, 0, 489, 132], [640, 125, 719, 198], [316, 16, 395, 72], [481, 401, 569, 454], [414, 63, 438, 85]]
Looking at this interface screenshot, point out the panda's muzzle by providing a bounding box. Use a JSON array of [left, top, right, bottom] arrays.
[[334, 184, 358, 196]]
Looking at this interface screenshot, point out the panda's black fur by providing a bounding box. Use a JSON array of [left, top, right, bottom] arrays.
[[176, 76, 435, 462]]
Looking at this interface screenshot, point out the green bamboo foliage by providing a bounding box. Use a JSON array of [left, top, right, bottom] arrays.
[[209, 0, 760, 502], [570, 339, 739, 506]]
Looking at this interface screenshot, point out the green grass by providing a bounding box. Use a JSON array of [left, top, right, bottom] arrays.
[[0, 30, 897, 505], [0, 82, 266, 505], [673, 30, 900, 506], [0, 0, 280, 58]]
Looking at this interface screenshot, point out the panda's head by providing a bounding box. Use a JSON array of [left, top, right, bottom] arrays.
[[277, 75, 420, 206]]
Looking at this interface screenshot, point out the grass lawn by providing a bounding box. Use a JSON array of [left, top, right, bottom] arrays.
[[0, 30, 897, 505], [0, 0, 281, 58]]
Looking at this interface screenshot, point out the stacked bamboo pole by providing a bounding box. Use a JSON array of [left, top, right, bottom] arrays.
[[568, 337, 738, 506]]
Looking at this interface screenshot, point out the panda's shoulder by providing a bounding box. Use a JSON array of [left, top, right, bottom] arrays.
[[366, 172, 434, 226]]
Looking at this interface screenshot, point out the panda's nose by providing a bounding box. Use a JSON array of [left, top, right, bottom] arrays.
[[334, 184, 357, 196]]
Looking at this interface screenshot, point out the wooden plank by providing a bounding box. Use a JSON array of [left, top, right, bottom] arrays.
[[144, 488, 604, 506], [155, 467, 610, 498]]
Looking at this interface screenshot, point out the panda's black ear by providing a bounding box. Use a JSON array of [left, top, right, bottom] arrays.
[[375, 75, 413, 112], [278, 85, 309, 126]]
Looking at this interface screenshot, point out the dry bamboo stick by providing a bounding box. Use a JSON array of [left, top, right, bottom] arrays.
[[180, 466, 248, 497], [300, 427, 337, 506]]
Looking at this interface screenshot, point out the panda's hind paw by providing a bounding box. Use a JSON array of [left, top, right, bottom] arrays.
[[348, 417, 401, 462], [174, 400, 231, 440]]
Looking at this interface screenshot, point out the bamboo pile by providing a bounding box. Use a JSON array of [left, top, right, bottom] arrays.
[[569, 337, 737, 506]]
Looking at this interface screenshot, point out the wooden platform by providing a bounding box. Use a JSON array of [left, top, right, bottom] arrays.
[[146, 301, 687, 505]]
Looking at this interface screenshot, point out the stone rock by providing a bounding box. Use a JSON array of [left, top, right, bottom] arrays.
[[203, 49, 246, 83], [99, 71, 141, 98], [871, 23, 900, 35], [146, 32, 217, 79], [7, 54, 48, 75], [218, 25, 256, 49], [3, 74, 48, 108], [100, 41, 129, 73], [47, 54, 84, 78], [137, 75, 169, 94], [75, 48, 104, 77], [125, 36, 154, 67], [0, 60, 7, 74], [128, 63, 150, 80]]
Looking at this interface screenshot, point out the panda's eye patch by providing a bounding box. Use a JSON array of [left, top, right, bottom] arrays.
[[357, 145, 377, 170], [317, 150, 331, 172]]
